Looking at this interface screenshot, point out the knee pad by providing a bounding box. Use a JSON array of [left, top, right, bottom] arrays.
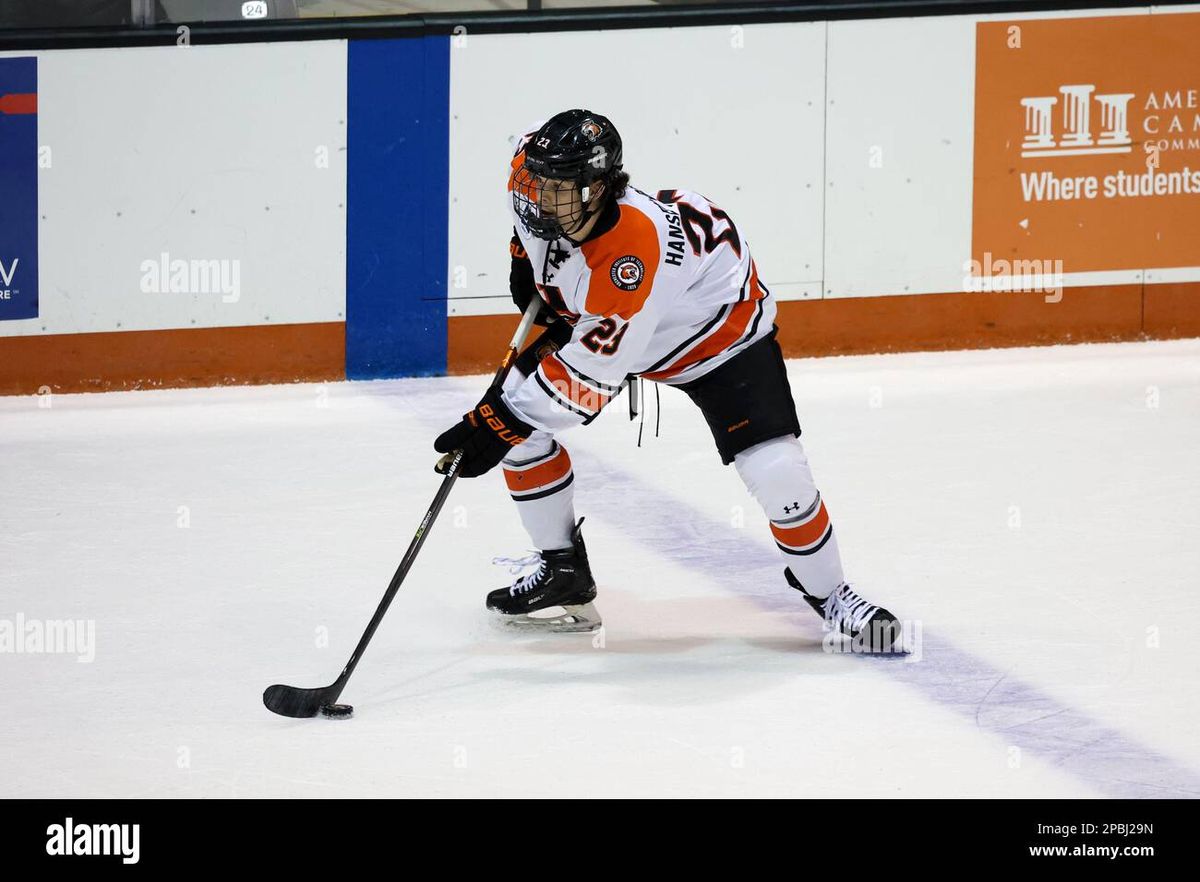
[[734, 435, 818, 520]]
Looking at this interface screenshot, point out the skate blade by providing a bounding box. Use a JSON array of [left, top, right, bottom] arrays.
[[493, 602, 603, 634]]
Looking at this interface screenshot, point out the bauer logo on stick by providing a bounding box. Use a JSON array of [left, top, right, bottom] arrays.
[[610, 255, 644, 291]]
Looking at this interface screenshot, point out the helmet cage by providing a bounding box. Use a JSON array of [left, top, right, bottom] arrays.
[[512, 164, 599, 240], [512, 113, 622, 240]]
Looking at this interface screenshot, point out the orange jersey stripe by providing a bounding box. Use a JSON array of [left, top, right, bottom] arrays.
[[538, 352, 572, 387], [748, 258, 765, 300], [539, 353, 611, 413], [503, 446, 572, 492], [580, 204, 659, 320], [640, 301, 754, 381], [641, 259, 765, 382], [770, 501, 831, 549]]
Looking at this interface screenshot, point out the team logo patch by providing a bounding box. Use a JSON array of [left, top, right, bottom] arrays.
[[581, 120, 602, 140], [610, 255, 644, 291]]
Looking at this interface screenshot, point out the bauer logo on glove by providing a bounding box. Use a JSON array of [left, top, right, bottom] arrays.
[[435, 386, 534, 478], [476, 403, 526, 445]]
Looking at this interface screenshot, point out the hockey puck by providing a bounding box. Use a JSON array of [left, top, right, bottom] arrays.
[[319, 703, 354, 720]]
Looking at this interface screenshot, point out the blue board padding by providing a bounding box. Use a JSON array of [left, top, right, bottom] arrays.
[[346, 36, 449, 378]]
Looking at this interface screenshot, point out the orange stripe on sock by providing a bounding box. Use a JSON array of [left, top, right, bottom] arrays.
[[770, 501, 830, 550], [504, 446, 572, 492]]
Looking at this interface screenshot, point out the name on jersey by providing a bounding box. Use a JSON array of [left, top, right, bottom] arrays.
[[650, 202, 686, 267]]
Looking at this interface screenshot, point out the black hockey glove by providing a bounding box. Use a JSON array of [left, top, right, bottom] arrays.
[[434, 385, 534, 478], [510, 232, 555, 327]]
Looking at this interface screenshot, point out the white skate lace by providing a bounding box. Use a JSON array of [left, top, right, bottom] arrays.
[[824, 584, 877, 635], [491, 553, 547, 596]]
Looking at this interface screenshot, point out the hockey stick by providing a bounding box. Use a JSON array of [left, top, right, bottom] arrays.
[[263, 300, 544, 718]]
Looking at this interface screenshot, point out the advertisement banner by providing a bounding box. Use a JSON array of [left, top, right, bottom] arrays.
[[0, 57, 38, 321], [973, 14, 1200, 275]]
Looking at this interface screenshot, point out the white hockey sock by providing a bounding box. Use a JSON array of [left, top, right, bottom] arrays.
[[733, 436, 846, 600], [502, 430, 576, 551]]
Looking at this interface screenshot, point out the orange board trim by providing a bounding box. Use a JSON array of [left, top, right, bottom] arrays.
[[2, 283, 1196, 395], [448, 283, 1200, 376], [0, 322, 345, 396]]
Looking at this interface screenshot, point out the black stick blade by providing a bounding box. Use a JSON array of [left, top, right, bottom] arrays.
[[263, 683, 338, 718]]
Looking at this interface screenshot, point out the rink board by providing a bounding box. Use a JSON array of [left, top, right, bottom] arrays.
[[2, 4, 1200, 392]]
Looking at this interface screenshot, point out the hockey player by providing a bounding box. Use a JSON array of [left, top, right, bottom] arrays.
[[435, 110, 901, 652]]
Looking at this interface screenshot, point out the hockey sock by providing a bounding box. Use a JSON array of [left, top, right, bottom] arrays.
[[502, 431, 576, 551], [733, 435, 845, 600]]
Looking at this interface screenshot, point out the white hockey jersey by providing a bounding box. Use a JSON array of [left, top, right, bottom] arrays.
[[504, 142, 777, 434]]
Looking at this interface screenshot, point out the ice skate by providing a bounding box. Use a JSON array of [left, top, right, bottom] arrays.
[[785, 568, 903, 653], [487, 519, 601, 633]]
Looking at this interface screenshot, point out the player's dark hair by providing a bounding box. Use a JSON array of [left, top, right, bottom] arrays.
[[606, 169, 630, 201]]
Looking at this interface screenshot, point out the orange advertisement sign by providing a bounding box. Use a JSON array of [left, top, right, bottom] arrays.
[[973, 13, 1200, 274]]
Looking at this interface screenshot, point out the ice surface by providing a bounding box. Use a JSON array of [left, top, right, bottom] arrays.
[[2, 339, 1198, 797]]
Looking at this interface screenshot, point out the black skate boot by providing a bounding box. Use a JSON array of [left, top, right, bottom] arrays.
[[785, 568, 904, 653], [487, 519, 601, 633]]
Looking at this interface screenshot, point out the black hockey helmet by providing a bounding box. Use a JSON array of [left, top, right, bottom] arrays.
[[512, 109, 623, 240]]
